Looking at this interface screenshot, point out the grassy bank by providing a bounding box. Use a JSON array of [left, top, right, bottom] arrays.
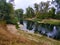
[[0, 23, 60, 45], [25, 18, 60, 25], [18, 30, 60, 45], [37, 19, 60, 25]]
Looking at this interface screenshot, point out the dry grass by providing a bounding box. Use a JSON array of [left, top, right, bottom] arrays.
[[18, 30, 60, 45], [0, 23, 18, 45], [0, 22, 38, 45], [0, 21, 60, 45]]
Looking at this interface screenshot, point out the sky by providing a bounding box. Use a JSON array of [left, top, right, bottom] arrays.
[[14, 0, 52, 12]]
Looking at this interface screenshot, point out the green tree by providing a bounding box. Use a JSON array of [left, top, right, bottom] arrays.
[[55, 12, 60, 19], [39, 1, 50, 13], [0, 0, 16, 24], [35, 1, 50, 19], [34, 3, 39, 18], [0, 0, 6, 20], [26, 7, 35, 18], [4, 3, 15, 24], [15, 9, 24, 20], [34, 3, 39, 12], [51, 7, 55, 18]]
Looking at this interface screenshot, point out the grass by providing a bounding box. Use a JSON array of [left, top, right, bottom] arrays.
[[25, 18, 60, 25], [38, 19, 60, 25], [18, 30, 60, 45], [0, 22, 60, 45], [0, 23, 19, 45], [0, 23, 27, 45], [0, 23, 38, 45]]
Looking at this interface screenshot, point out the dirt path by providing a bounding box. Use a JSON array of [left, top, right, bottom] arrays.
[[7, 24, 20, 35]]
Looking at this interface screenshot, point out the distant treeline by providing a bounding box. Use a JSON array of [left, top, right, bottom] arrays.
[[0, 0, 60, 25]]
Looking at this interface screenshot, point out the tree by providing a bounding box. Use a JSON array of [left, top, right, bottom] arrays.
[[35, 1, 50, 19], [0, 0, 16, 24], [39, 1, 50, 13], [15, 9, 24, 20], [52, 0, 60, 13], [4, 3, 15, 23], [26, 7, 35, 18], [34, 3, 39, 12], [34, 3, 39, 18], [51, 0, 60, 19], [0, 0, 6, 20], [48, 7, 55, 18]]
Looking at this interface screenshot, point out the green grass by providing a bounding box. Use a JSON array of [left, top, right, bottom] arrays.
[[25, 18, 60, 25], [38, 19, 60, 25]]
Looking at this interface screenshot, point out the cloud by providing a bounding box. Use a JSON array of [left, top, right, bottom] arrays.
[[14, 0, 52, 12]]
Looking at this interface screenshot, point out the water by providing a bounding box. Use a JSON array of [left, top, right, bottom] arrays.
[[20, 20, 34, 33], [20, 20, 60, 39]]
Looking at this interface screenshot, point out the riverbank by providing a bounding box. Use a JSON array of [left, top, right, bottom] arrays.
[[0, 23, 60, 45], [25, 18, 60, 25], [18, 30, 60, 45]]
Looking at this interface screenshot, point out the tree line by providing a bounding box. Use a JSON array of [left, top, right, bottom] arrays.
[[0, 0, 60, 25], [15, 0, 60, 20]]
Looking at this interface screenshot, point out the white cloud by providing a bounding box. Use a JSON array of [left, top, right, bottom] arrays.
[[14, 0, 52, 12]]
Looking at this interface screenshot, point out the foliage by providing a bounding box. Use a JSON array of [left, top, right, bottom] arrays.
[[0, 0, 15, 22], [34, 1, 51, 19], [48, 7, 55, 18], [52, 0, 60, 13], [34, 3, 39, 12], [24, 1, 60, 20], [26, 6, 35, 18], [55, 12, 60, 19], [15, 9, 24, 20], [0, 0, 19, 29]]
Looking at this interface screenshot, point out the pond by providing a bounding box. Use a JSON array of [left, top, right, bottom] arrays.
[[20, 20, 60, 40]]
